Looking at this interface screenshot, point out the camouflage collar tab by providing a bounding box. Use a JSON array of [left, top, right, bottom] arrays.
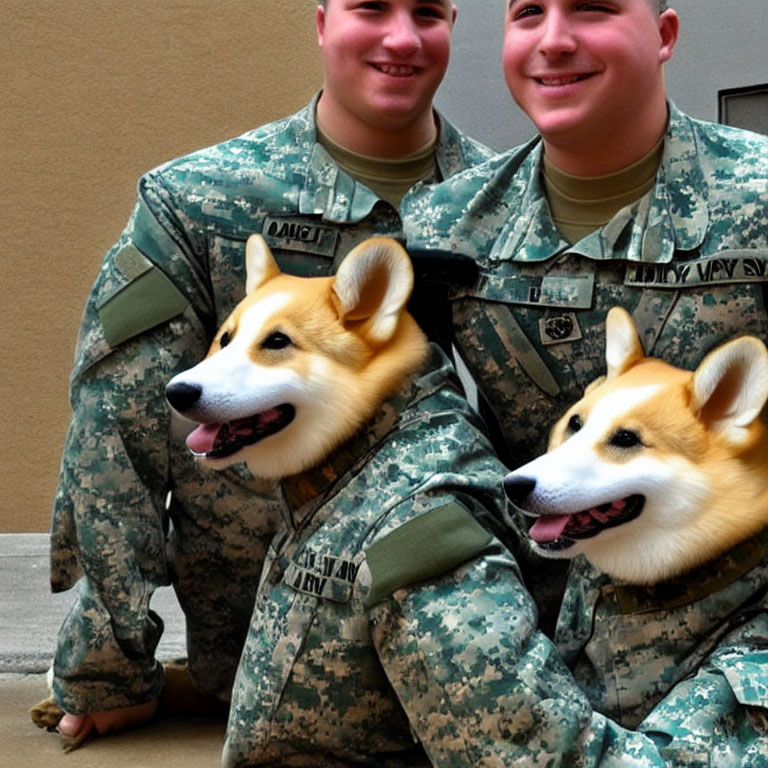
[[610, 525, 768, 615], [300, 142, 381, 223], [432, 109, 481, 181]]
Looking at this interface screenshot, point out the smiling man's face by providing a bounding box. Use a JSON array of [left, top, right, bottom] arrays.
[[316, 0, 456, 144], [502, 0, 677, 170]]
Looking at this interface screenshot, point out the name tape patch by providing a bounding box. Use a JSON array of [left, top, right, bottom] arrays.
[[262, 216, 339, 258], [283, 548, 361, 603], [625, 252, 768, 288]]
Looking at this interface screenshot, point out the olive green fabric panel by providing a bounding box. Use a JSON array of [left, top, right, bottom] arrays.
[[365, 502, 493, 607], [97, 244, 189, 348]]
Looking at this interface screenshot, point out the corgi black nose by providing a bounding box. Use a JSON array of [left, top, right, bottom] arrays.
[[503, 475, 536, 504], [166, 381, 202, 412]]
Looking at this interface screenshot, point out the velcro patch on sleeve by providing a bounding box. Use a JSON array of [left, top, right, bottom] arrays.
[[364, 501, 493, 607], [97, 244, 189, 347]]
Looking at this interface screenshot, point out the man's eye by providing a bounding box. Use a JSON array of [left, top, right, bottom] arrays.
[[511, 3, 543, 20], [415, 4, 445, 20], [576, 3, 616, 13]]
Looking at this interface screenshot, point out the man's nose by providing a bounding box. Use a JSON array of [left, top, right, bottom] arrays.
[[383, 11, 421, 56], [538, 10, 578, 58]]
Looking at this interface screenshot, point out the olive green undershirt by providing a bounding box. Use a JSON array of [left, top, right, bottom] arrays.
[[543, 136, 665, 243], [317, 127, 437, 208]]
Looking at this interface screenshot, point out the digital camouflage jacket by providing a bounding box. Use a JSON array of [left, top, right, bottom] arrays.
[[403, 103, 768, 766], [48, 92, 673, 766], [49, 94, 494, 714], [221, 350, 670, 768]]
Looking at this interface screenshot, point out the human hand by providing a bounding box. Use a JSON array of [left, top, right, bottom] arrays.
[[57, 698, 159, 752]]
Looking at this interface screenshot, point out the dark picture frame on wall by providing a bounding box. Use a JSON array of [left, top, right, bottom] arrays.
[[718, 83, 768, 135]]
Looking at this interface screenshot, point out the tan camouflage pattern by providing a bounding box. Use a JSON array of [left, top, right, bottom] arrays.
[[402, 103, 768, 765], [49, 93, 494, 715]]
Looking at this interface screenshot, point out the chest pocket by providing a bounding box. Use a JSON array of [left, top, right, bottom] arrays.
[[626, 249, 768, 367], [452, 257, 625, 464], [452, 249, 768, 466]]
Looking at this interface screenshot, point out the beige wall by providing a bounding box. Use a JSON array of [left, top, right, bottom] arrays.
[[2, 0, 321, 532]]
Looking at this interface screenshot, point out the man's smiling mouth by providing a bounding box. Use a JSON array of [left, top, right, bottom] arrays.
[[536, 73, 593, 86], [373, 63, 419, 76]]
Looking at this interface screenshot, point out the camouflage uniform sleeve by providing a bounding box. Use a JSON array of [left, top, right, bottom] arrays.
[[368, 539, 670, 767], [638, 615, 768, 768], [50, 175, 214, 714]]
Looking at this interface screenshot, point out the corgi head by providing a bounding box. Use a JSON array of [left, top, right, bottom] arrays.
[[504, 306, 768, 584], [166, 235, 428, 479]]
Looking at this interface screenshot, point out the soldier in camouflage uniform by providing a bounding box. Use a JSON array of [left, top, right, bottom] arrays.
[[47, 0, 502, 745], [42, 1, 693, 762], [401, 0, 768, 765]]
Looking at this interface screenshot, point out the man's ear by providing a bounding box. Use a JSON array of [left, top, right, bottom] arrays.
[[657, 9, 679, 64], [316, 4, 326, 47]]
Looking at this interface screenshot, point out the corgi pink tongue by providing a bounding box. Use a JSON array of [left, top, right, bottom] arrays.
[[187, 423, 222, 454], [529, 514, 571, 543]]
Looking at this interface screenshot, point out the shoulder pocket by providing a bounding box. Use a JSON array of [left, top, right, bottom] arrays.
[[96, 244, 189, 347], [364, 501, 493, 607]]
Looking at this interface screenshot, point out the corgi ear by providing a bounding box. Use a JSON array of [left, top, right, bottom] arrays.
[[692, 336, 768, 438], [245, 234, 282, 294], [332, 238, 414, 345], [605, 306, 645, 380]]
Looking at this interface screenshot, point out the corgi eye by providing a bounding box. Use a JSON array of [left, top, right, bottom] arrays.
[[262, 331, 292, 350], [567, 414, 583, 433], [219, 331, 232, 348], [610, 429, 642, 448]]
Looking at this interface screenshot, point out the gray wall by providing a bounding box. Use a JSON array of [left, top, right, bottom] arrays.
[[437, 0, 768, 151]]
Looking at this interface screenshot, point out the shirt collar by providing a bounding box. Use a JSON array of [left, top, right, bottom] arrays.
[[495, 102, 709, 264], [298, 93, 468, 223]]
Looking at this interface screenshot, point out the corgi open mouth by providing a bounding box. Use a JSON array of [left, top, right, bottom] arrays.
[[186, 405, 296, 459], [528, 495, 645, 551]]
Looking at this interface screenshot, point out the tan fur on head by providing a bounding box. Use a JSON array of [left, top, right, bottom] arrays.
[[166, 236, 428, 479], [505, 307, 768, 584]]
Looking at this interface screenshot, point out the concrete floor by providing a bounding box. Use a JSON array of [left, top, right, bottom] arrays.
[[2, 673, 226, 767], [1, 534, 226, 766]]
